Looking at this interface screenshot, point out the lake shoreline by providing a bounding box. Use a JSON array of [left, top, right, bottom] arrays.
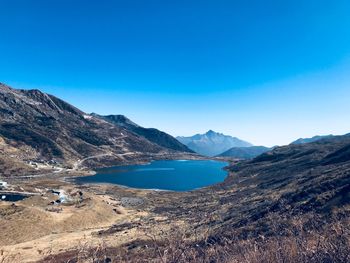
[[74, 159, 229, 192]]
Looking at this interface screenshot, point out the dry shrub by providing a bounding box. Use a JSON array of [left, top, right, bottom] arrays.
[[0, 250, 22, 263], [40, 212, 350, 263], [141, 217, 350, 263]]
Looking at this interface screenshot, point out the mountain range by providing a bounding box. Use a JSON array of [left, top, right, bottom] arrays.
[[291, 134, 334, 145], [177, 130, 252, 156], [217, 134, 338, 159], [0, 83, 194, 176], [0, 82, 346, 172]]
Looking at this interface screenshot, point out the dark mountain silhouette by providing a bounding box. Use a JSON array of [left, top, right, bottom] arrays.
[[92, 114, 193, 153], [222, 134, 350, 222], [177, 130, 252, 156], [217, 146, 271, 159], [291, 134, 334, 145]]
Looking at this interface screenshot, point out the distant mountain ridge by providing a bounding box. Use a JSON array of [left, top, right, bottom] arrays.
[[291, 135, 334, 145], [177, 130, 252, 156], [92, 113, 193, 153], [217, 146, 271, 159]]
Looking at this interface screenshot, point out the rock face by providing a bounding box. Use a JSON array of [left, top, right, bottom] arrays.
[[177, 130, 252, 156], [0, 83, 190, 174], [92, 114, 193, 153], [217, 146, 271, 159]]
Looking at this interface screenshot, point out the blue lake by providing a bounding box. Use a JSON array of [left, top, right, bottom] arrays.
[[75, 160, 228, 191], [0, 193, 29, 202]]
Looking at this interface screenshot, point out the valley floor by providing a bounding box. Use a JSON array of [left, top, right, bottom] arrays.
[[1, 168, 349, 263], [0, 159, 206, 263]]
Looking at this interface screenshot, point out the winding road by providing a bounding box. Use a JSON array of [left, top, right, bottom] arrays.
[[73, 153, 113, 170]]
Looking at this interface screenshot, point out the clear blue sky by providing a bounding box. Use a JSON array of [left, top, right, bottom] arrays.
[[1, 0, 350, 146]]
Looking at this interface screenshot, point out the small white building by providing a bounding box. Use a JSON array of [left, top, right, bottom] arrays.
[[0, 181, 8, 189]]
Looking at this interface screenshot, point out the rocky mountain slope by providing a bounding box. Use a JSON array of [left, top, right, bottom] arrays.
[[214, 134, 350, 236], [177, 130, 252, 156], [0, 83, 194, 176], [217, 145, 271, 159], [291, 134, 334, 144], [92, 114, 193, 153]]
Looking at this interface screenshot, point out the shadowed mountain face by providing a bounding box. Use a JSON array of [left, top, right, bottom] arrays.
[[214, 135, 350, 234], [217, 146, 271, 159], [0, 83, 191, 174], [177, 130, 252, 156], [92, 114, 193, 153], [291, 134, 334, 145], [223, 134, 350, 218]]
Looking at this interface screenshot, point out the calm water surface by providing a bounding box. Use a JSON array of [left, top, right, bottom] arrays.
[[75, 160, 228, 191], [0, 193, 29, 202]]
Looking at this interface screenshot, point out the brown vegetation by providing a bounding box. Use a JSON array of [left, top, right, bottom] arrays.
[[40, 211, 349, 263]]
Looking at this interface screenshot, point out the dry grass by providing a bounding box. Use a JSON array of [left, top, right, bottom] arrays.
[[39, 211, 350, 263]]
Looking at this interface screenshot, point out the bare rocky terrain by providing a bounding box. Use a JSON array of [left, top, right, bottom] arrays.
[[0, 83, 349, 263], [92, 113, 194, 153]]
